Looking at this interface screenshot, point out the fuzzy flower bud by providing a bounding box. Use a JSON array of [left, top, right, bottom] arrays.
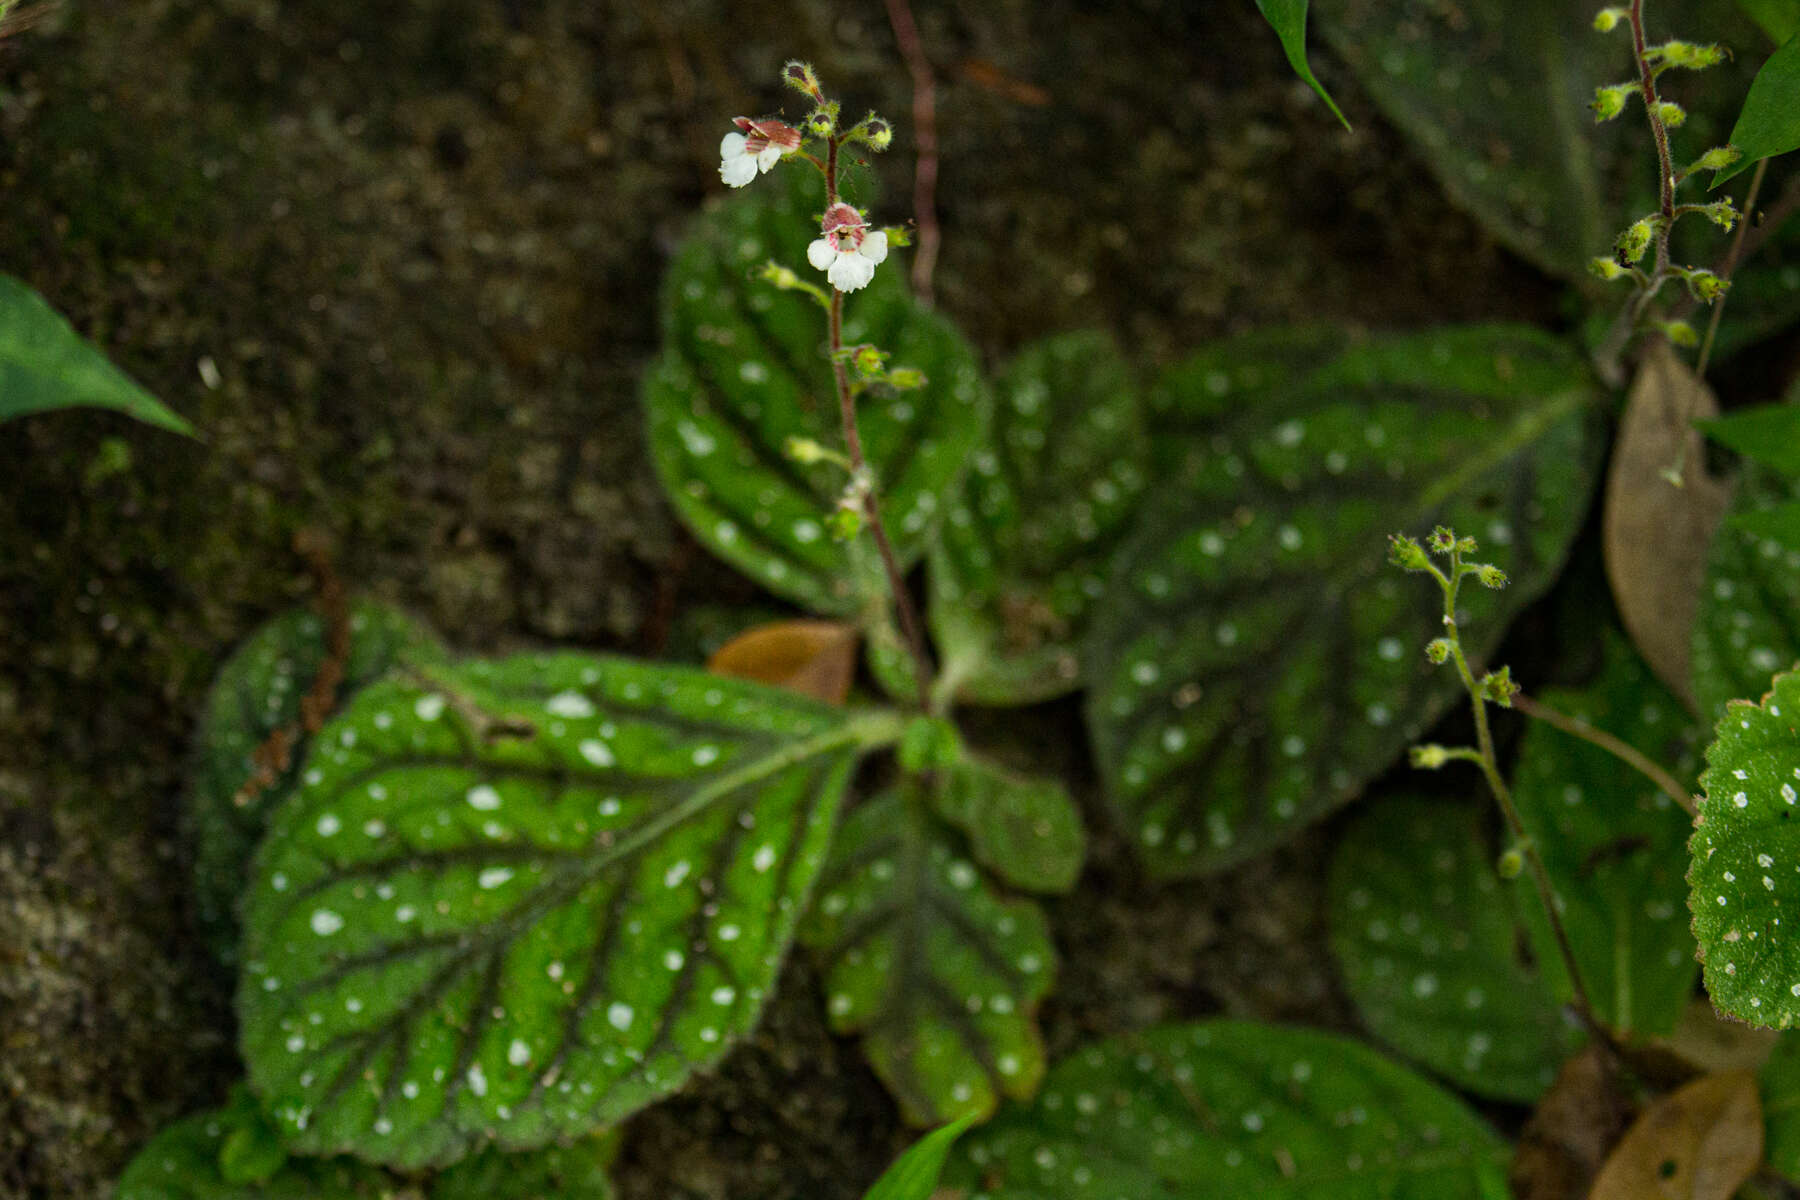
[[1456, 535, 1478, 554], [848, 114, 893, 151], [1591, 83, 1634, 121], [1387, 534, 1430, 572], [1697, 201, 1738, 231], [1657, 319, 1699, 347], [782, 60, 824, 103], [1427, 526, 1457, 555], [1481, 666, 1519, 707], [784, 436, 829, 465], [1686, 269, 1729, 303], [1476, 564, 1509, 589], [1592, 6, 1627, 31], [805, 102, 840, 138], [1615, 216, 1657, 264], [1687, 146, 1742, 174], [1425, 638, 1452, 664], [1497, 846, 1525, 879], [1652, 100, 1687, 127], [886, 366, 927, 390], [1590, 255, 1629, 281], [1650, 40, 1727, 70], [1410, 744, 1452, 770]]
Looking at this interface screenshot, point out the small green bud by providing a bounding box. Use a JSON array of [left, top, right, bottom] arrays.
[[848, 113, 893, 151], [1656, 319, 1699, 346], [1615, 216, 1658, 264], [851, 343, 887, 377], [1388, 533, 1430, 571], [1481, 665, 1519, 707], [1699, 201, 1738, 231], [1455, 535, 1478, 554], [758, 261, 802, 289], [1591, 83, 1634, 121], [1497, 846, 1525, 879], [1428, 525, 1457, 555], [1685, 268, 1729, 303], [805, 101, 840, 138], [887, 366, 927, 390], [1649, 40, 1727, 70], [1652, 100, 1687, 127], [1589, 255, 1629, 281], [827, 505, 862, 541], [898, 715, 963, 773], [1410, 743, 1452, 770], [1686, 145, 1742, 174], [1476, 564, 1509, 589], [783, 60, 824, 102], [785, 436, 829, 465], [1592, 6, 1626, 31], [1425, 638, 1452, 665]]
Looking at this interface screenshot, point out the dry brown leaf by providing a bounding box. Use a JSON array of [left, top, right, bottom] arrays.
[[1512, 1046, 1633, 1200], [706, 619, 858, 705], [1588, 1070, 1763, 1200], [1603, 342, 1734, 713]]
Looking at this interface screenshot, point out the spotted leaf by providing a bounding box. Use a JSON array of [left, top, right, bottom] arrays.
[[1328, 794, 1579, 1101], [115, 1086, 393, 1199], [645, 172, 989, 619], [188, 600, 445, 964], [1693, 467, 1800, 722], [1085, 325, 1599, 877], [933, 756, 1085, 895], [945, 1020, 1511, 1198], [923, 332, 1148, 705], [1511, 633, 1701, 1038], [1690, 667, 1800, 1026], [799, 783, 1055, 1127], [238, 654, 903, 1168]]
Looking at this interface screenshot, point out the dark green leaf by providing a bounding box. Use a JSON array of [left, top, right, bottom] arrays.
[[188, 601, 445, 964], [1693, 468, 1800, 721], [947, 1021, 1511, 1199], [1739, 0, 1800, 44], [1511, 633, 1701, 1038], [800, 784, 1055, 1126], [645, 172, 989, 618], [1718, 35, 1800, 185], [1731, 499, 1800, 550], [861, 1114, 977, 1200], [1328, 794, 1577, 1101], [0, 273, 193, 433], [1085, 326, 1600, 877], [239, 654, 901, 1168], [933, 756, 1085, 895], [115, 1087, 393, 1199], [925, 332, 1149, 706], [1760, 1030, 1800, 1177], [432, 1134, 618, 1200], [1700, 402, 1800, 476], [1688, 667, 1800, 1026], [1255, 0, 1351, 130]]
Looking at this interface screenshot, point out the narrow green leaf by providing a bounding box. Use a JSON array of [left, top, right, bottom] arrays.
[[645, 172, 989, 619], [933, 756, 1084, 895], [188, 601, 445, 964], [115, 1087, 392, 1199], [799, 784, 1055, 1126], [1718, 34, 1800, 185], [1511, 633, 1701, 1038], [1328, 794, 1578, 1101], [1255, 0, 1352, 130], [1688, 668, 1800, 1026], [1693, 468, 1800, 721], [946, 1021, 1511, 1198], [1085, 326, 1599, 877], [1700, 402, 1800, 476], [1739, 0, 1800, 44], [1760, 1030, 1800, 1177], [0, 273, 193, 433], [432, 1134, 618, 1200], [239, 654, 901, 1168], [924, 332, 1149, 706], [861, 1114, 978, 1200]]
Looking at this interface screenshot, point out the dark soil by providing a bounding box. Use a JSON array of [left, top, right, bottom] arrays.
[[0, 1, 1561, 1196]]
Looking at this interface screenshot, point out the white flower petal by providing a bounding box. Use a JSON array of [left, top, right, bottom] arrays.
[[859, 230, 889, 264], [720, 131, 747, 158], [755, 145, 784, 171], [720, 153, 758, 187], [829, 250, 877, 292], [806, 238, 836, 271]]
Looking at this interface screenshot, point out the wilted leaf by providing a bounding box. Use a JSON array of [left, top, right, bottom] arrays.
[[1692, 467, 1800, 721], [946, 1021, 1511, 1198], [1255, 0, 1350, 129], [1604, 344, 1734, 711], [1589, 1071, 1762, 1200], [800, 783, 1055, 1126], [860, 1115, 977, 1200], [707, 619, 858, 705], [1689, 668, 1800, 1026], [0, 273, 193, 433], [1328, 794, 1578, 1101], [1717, 34, 1800, 186], [1085, 325, 1599, 877], [645, 171, 989, 618], [239, 654, 901, 1167], [1510, 632, 1701, 1037], [933, 756, 1085, 895], [1510, 1046, 1633, 1200]]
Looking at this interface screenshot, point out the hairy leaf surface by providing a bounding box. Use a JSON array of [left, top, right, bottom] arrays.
[[239, 654, 899, 1167], [946, 1021, 1510, 1198], [1086, 326, 1598, 876], [800, 784, 1055, 1126]]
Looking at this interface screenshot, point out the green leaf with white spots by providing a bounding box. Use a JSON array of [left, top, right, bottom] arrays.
[[0, 272, 194, 433], [1510, 632, 1701, 1038], [645, 173, 990, 619], [1328, 795, 1577, 1102], [799, 783, 1055, 1127], [115, 1086, 395, 1199], [933, 756, 1085, 895], [925, 333, 1148, 706], [238, 654, 902, 1168], [944, 1020, 1512, 1199], [189, 600, 445, 965], [431, 1133, 618, 1200], [1760, 1030, 1800, 1177], [1085, 325, 1600, 878], [1693, 468, 1800, 722], [1689, 667, 1800, 1027]]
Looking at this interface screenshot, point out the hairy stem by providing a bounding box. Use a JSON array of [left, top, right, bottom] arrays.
[[1514, 693, 1696, 817], [1696, 157, 1768, 375]]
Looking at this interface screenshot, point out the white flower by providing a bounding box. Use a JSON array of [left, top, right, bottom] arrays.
[[807, 202, 889, 293], [719, 117, 801, 188]]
